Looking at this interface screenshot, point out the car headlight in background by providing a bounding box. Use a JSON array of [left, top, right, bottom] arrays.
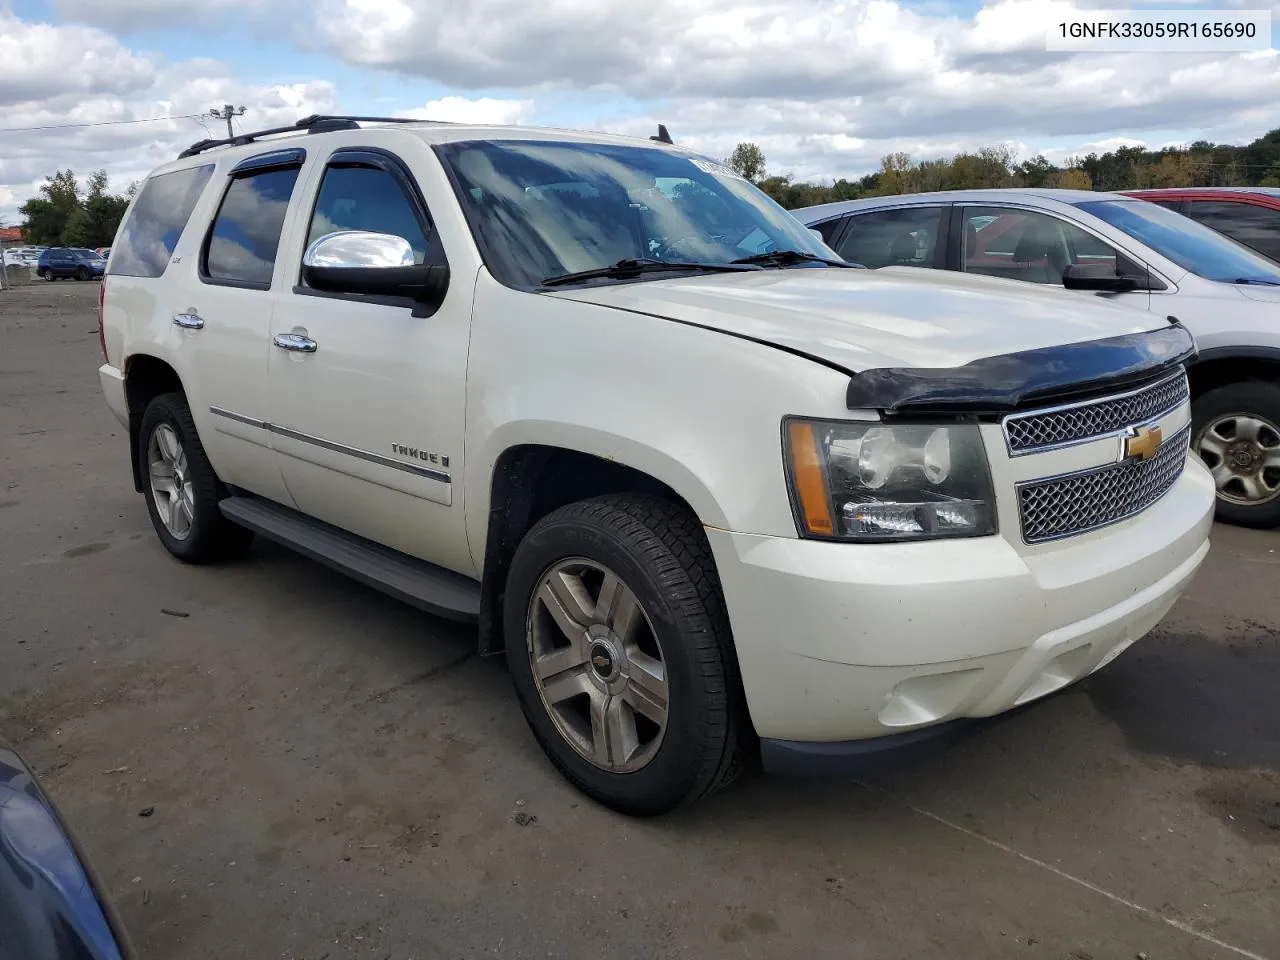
[[784, 418, 997, 541]]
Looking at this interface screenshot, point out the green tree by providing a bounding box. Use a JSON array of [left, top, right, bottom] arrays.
[[64, 169, 129, 247], [1016, 155, 1055, 187], [19, 169, 82, 244], [727, 142, 767, 182]]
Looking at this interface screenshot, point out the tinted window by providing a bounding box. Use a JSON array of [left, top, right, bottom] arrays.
[[1078, 199, 1280, 284], [436, 140, 834, 287], [962, 207, 1118, 285], [835, 207, 942, 268], [205, 167, 300, 287], [306, 165, 429, 264], [811, 217, 844, 246], [110, 164, 214, 278], [1182, 200, 1280, 263]]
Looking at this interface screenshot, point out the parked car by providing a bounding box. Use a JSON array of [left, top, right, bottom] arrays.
[[0, 740, 136, 960], [99, 117, 1213, 814], [2, 249, 29, 266], [37, 247, 107, 281], [95, 247, 112, 260], [1124, 187, 1280, 264], [798, 189, 1280, 527]]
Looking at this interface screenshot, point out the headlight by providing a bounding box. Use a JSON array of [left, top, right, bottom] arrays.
[[784, 418, 997, 541]]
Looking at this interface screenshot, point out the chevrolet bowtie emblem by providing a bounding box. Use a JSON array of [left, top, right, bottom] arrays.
[[1124, 424, 1163, 463]]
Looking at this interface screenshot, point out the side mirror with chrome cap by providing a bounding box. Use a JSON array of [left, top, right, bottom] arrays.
[[301, 231, 450, 312]]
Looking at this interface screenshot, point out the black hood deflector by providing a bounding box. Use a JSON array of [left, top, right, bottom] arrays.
[[847, 324, 1196, 416]]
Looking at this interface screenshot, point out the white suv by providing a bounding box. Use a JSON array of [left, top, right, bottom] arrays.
[[98, 116, 1215, 814]]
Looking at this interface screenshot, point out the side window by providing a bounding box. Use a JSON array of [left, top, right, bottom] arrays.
[[1182, 201, 1280, 263], [111, 164, 214, 279], [962, 206, 1118, 285], [835, 207, 943, 268], [812, 217, 844, 246], [204, 166, 301, 288], [305, 164, 429, 266]]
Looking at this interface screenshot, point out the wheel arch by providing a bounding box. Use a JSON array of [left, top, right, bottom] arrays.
[[123, 353, 184, 492], [474, 441, 723, 657], [1187, 347, 1280, 401]]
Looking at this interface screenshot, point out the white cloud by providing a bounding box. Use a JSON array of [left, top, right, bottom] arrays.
[[407, 96, 534, 125], [5, 0, 1280, 220]]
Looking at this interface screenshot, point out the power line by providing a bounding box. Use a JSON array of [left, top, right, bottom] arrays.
[[0, 113, 204, 134]]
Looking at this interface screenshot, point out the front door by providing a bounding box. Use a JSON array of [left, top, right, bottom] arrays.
[[267, 146, 473, 575]]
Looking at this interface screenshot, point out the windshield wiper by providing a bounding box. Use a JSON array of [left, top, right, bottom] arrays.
[[541, 258, 760, 287], [730, 249, 856, 268], [1231, 276, 1280, 286]]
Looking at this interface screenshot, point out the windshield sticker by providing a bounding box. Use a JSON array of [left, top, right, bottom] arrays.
[[689, 157, 746, 181]]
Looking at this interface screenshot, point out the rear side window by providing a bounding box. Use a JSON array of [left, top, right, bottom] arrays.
[[110, 164, 214, 278], [204, 167, 301, 288], [836, 207, 944, 268]]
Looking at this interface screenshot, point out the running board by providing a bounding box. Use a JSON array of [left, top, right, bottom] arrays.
[[219, 496, 481, 623]]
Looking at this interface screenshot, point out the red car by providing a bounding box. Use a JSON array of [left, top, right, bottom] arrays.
[[1123, 187, 1280, 263]]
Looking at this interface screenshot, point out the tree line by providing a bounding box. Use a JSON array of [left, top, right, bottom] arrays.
[[18, 170, 135, 248], [729, 127, 1280, 209]]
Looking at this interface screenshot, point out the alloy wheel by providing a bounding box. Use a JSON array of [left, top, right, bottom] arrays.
[[1196, 413, 1280, 505], [526, 558, 668, 773], [147, 423, 195, 539]]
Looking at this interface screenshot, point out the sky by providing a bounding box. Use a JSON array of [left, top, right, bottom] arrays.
[[2, 0, 1279, 224]]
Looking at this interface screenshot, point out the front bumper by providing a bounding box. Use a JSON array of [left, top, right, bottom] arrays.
[[706, 456, 1215, 754]]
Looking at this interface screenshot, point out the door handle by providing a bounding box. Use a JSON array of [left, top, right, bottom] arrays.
[[173, 312, 204, 330], [273, 333, 318, 353]]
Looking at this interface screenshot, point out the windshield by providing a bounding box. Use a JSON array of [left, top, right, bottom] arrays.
[[1078, 199, 1280, 284], [436, 139, 838, 287]]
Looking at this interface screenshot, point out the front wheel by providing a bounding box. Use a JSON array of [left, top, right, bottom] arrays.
[[1192, 381, 1280, 528], [504, 494, 746, 816], [75, 267, 88, 281], [138, 392, 254, 562]]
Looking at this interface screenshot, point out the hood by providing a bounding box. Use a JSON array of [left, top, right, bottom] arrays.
[[547, 266, 1168, 372]]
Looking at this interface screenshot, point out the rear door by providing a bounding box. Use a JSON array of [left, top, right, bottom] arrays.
[[177, 150, 308, 504]]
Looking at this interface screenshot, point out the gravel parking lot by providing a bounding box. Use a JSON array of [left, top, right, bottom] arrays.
[[2, 281, 1278, 960]]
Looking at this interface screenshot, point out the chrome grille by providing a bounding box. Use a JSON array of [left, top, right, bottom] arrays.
[[1017, 425, 1191, 544], [1004, 372, 1188, 455]]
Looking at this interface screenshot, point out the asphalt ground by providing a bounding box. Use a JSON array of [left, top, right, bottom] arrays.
[[2, 281, 1277, 960]]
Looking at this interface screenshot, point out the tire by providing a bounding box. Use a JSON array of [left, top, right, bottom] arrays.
[[1192, 380, 1280, 528], [75, 267, 88, 281], [39, 268, 54, 281], [137, 392, 254, 563], [504, 494, 747, 816]]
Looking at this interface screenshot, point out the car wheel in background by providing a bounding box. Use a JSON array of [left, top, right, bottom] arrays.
[[39, 268, 54, 281], [75, 267, 88, 281], [503, 494, 747, 816], [1192, 381, 1280, 528], [138, 392, 254, 563]]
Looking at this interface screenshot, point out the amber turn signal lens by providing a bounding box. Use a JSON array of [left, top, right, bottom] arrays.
[[787, 421, 835, 535]]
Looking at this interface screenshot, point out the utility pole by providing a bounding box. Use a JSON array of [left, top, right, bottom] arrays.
[[209, 104, 246, 139]]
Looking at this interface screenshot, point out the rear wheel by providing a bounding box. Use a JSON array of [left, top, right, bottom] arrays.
[[504, 494, 746, 816], [138, 392, 253, 562], [1192, 381, 1280, 528], [39, 268, 54, 281]]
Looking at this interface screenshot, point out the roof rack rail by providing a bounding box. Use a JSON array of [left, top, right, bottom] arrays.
[[177, 114, 438, 159]]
